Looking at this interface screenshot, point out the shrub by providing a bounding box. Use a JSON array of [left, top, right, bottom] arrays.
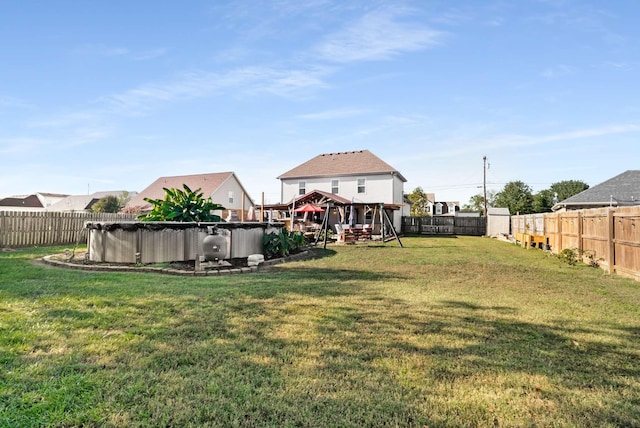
[[262, 229, 305, 259], [138, 185, 225, 222], [91, 195, 122, 213], [558, 248, 578, 266]]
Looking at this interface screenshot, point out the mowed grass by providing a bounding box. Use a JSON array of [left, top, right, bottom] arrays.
[[1, 237, 639, 427]]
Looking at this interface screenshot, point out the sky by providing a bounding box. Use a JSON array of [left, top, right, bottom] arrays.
[[1, 0, 639, 205]]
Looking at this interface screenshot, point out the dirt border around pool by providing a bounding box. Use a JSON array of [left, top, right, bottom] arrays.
[[41, 247, 330, 276]]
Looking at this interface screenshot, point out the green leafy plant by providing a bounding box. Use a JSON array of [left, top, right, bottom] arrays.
[[262, 229, 305, 259], [558, 248, 578, 266], [91, 195, 122, 213], [290, 230, 305, 251], [557, 248, 599, 267], [138, 185, 225, 222], [262, 231, 281, 259]]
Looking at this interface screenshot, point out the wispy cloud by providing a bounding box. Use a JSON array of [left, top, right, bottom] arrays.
[[27, 111, 103, 129], [73, 44, 167, 61], [470, 123, 640, 154], [297, 108, 368, 120], [22, 110, 113, 150], [0, 137, 50, 155], [133, 48, 168, 61], [393, 123, 640, 163], [315, 7, 443, 63], [541, 64, 576, 79], [502, 123, 640, 147], [0, 95, 32, 109], [104, 66, 332, 114], [604, 61, 632, 70]]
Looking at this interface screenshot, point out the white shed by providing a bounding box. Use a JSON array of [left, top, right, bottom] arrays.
[[487, 207, 510, 237]]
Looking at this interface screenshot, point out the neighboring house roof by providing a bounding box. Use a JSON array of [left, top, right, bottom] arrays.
[[126, 172, 252, 211], [553, 170, 640, 211], [0, 195, 44, 208], [47, 191, 133, 212], [277, 150, 407, 182], [0, 192, 68, 209], [37, 192, 70, 207]]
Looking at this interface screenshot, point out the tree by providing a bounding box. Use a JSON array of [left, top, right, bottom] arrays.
[[462, 191, 496, 215], [549, 180, 589, 202], [531, 180, 589, 213], [92, 195, 122, 213], [532, 189, 554, 213], [494, 181, 534, 214], [138, 185, 225, 222], [407, 187, 431, 217], [91, 191, 132, 213]]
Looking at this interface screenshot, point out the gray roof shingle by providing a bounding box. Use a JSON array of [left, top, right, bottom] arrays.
[[126, 172, 237, 211], [555, 170, 640, 209], [277, 150, 406, 182]]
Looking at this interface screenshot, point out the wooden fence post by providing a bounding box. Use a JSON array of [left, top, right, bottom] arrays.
[[607, 208, 615, 274], [556, 212, 562, 254], [577, 211, 583, 253]]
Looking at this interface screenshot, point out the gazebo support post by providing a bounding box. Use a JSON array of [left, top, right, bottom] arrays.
[[382, 205, 403, 248]]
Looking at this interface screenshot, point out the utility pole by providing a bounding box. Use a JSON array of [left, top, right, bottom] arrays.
[[483, 156, 488, 217]]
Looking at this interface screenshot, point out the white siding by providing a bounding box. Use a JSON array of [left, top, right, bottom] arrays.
[[212, 177, 254, 210], [281, 173, 398, 203], [281, 173, 405, 231]]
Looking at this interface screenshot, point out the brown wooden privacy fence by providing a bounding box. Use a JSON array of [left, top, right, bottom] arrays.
[[402, 216, 486, 236], [512, 206, 640, 280], [0, 211, 136, 248]]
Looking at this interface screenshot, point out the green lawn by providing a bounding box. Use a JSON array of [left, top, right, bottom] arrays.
[[1, 237, 639, 427]]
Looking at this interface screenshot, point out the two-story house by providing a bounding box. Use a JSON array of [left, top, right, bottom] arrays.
[[277, 150, 407, 231]]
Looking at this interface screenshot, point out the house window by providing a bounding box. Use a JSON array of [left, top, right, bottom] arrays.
[[331, 179, 339, 194], [228, 191, 234, 204], [357, 178, 366, 194], [365, 208, 373, 222], [299, 181, 306, 195]]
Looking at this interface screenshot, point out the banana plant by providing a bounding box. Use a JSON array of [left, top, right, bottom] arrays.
[[138, 184, 225, 222]]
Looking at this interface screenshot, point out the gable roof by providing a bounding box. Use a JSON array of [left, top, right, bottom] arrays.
[[47, 191, 133, 212], [0, 194, 44, 208], [553, 170, 640, 210], [0, 192, 68, 209], [295, 189, 352, 206], [277, 150, 407, 182], [125, 172, 248, 211]]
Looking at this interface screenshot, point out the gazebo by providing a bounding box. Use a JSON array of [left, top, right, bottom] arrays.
[[263, 190, 402, 243]]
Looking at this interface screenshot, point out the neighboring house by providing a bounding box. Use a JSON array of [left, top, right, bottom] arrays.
[[552, 170, 640, 211], [0, 192, 68, 212], [430, 201, 460, 216], [46, 191, 135, 212], [401, 194, 412, 218], [277, 150, 407, 230], [125, 172, 254, 218]]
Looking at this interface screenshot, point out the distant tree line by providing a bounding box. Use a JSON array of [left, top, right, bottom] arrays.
[[407, 180, 589, 217]]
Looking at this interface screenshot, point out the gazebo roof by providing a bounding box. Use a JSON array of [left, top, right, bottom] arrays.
[[263, 189, 402, 211]]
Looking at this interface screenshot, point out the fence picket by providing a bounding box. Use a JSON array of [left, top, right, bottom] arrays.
[[512, 206, 640, 280], [402, 216, 486, 236], [0, 211, 136, 248]]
